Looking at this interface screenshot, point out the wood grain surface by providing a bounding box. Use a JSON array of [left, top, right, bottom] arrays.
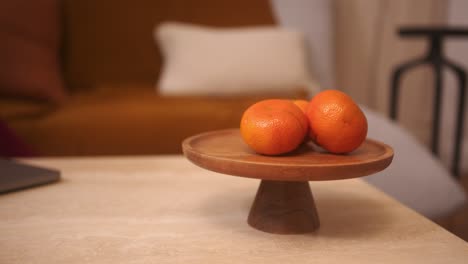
[[248, 180, 320, 234], [183, 129, 394, 181]]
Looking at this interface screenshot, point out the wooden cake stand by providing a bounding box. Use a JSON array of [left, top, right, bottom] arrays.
[[182, 129, 394, 234]]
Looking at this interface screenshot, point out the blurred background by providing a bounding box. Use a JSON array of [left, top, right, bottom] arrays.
[[274, 0, 468, 176]]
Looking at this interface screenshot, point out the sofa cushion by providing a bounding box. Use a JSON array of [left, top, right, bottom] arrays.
[[63, 0, 276, 91], [0, 0, 66, 104], [0, 98, 56, 121], [9, 87, 305, 156], [155, 22, 318, 96], [0, 120, 35, 157]]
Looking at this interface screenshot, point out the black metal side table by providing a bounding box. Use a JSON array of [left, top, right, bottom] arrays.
[[390, 27, 468, 177]]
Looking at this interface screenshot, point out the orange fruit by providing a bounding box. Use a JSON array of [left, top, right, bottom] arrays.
[[240, 99, 308, 155], [306, 90, 367, 154], [293, 99, 311, 137], [293, 100, 310, 115]]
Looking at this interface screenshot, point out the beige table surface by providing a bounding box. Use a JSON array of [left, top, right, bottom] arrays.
[[1, 156, 467, 264]]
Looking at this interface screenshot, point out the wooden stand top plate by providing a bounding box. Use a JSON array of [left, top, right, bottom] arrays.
[[183, 129, 394, 181]]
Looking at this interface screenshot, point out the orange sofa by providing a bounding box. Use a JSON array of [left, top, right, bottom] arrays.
[[0, 0, 306, 156]]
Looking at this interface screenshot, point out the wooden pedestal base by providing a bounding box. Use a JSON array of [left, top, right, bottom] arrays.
[[247, 180, 320, 234]]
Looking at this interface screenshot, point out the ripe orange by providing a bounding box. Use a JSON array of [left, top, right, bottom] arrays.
[[293, 100, 310, 115], [306, 90, 367, 154], [240, 99, 308, 155], [293, 99, 311, 137]]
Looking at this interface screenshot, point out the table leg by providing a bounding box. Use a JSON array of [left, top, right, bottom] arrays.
[[247, 180, 320, 234]]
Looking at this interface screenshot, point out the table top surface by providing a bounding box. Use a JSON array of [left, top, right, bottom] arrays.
[[1, 156, 467, 263]]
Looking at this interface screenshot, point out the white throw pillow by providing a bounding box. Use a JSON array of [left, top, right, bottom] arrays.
[[362, 106, 466, 219], [154, 22, 318, 96]]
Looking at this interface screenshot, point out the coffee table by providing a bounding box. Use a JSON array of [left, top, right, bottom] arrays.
[[1, 156, 467, 263]]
